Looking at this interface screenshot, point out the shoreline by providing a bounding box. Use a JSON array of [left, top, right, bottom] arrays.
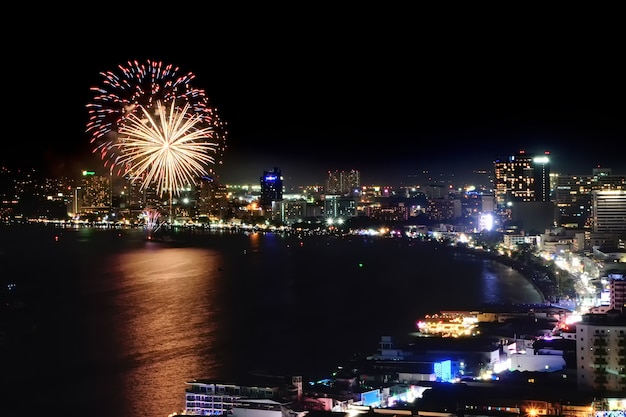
[[449, 243, 553, 304]]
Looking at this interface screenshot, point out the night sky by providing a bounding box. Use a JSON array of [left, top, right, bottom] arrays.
[[5, 7, 625, 186]]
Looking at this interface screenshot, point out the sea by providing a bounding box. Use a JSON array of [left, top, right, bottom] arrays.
[[0, 225, 545, 417]]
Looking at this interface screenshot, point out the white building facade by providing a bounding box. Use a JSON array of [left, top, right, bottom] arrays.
[[576, 311, 626, 393]]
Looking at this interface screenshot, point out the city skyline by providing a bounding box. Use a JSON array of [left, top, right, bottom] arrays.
[[6, 8, 624, 186]]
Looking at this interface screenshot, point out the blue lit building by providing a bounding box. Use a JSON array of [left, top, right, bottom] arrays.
[[260, 167, 283, 211]]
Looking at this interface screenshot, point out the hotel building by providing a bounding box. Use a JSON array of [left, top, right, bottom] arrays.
[[576, 310, 626, 394], [184, 376, 301, 416], [493, 150, 551, 208]]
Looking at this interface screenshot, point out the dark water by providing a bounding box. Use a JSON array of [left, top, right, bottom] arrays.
[[0, 226, 544, 417]]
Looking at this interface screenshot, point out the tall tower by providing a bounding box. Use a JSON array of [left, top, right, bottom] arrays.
[[532, 153, 551, 203], [259, 167, 283, 211], [493, 150, 551, 208]]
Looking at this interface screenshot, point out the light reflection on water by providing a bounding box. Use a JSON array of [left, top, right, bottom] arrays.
[[0, 227, 545, 417], [107, 246, 226, 417]]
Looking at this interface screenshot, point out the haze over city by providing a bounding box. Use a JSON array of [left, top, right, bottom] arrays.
[[5, 7, 624, 185]]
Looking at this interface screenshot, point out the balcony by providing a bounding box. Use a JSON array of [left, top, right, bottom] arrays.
[[594, 375, 608, 384], [593, 339, 608, 347], [593, 358, 608, 365], [593, 348, 608, 356]]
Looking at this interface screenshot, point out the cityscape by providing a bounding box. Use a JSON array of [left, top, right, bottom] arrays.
[[0, 149, 625, 239], [3, 11, 626, 417], [1, 148, 625, 416]]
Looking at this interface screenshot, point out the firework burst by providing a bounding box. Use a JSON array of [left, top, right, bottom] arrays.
[[142, 207, 163, 237], [85, 59, 227, 179], [114, 100, 216, 197]]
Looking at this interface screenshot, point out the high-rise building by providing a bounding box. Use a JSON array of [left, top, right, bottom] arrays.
[[493, 150, 551, 208], [80, 170, 111, 211], [197, 178, 228, 220], [532, 154, 551, 203], [576, 311, 626, 394], [275, 199, 309, 225], [592, 190, 626, 235], [554, 168, 626, 228], [259, 167, 283, 211], [326, 169, 360, 195], [323, 195, 357, 221]]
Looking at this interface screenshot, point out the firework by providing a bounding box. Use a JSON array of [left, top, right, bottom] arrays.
[[85, 59, 227, 180], [113, 100, 217, 197], [142, 207, 162, 236]]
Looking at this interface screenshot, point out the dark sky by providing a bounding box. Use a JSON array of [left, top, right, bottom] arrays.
[[5, 7, 625, 186]]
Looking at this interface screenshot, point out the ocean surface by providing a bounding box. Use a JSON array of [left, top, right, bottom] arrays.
[[0, 225, 544, 417]]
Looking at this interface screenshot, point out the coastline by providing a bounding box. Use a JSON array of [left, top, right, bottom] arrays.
[[450, 244, 552, 304]]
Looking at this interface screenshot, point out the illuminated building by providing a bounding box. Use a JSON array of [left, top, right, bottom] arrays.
[[576, 310, 626, 394], [493, 150, 551, 208], [554, 168, 626, 229], [416, 313, 479, 337], [426, 197, 455, 221], [503, 233, 539, 248], [326, 169, 360, 195], [492, 151, 557, 234], [79, 170, 111, 213], [533, 154, 551, 203], [274, 199, 311, 225], [197, 179, 229, 220], [184, 377, 296, 416], [323, 195, 357, 221], [592, 190, 626, 235], [259, 167, 283, 211]]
